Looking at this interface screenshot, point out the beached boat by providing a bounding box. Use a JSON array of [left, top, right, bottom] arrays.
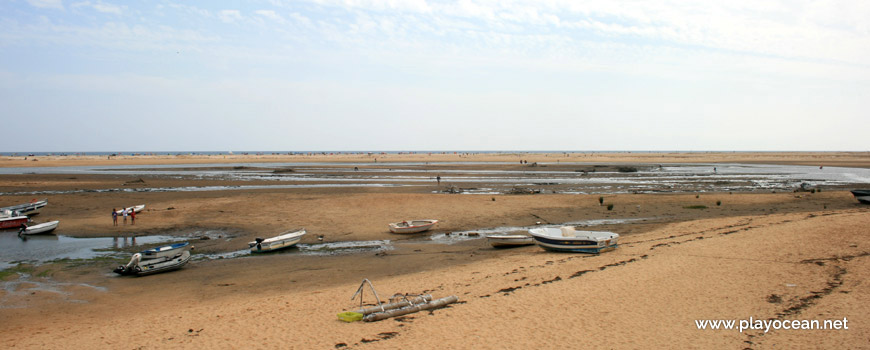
[[19, 221, 59, 235], [528, 226, 619, 253], [249, 228, 307, 253], [388, 220, 438, 234], [850, 190, 870, 204], [1, 199, 47, 217], [114, 242, 192, 276], [488, 234, 535, 248], [116, 204, 145, 214], [0, 216, 29, 229], [142, 242, 190, 259]]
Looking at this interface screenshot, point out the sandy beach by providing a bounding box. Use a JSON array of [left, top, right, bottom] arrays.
[[1, 153, 868, 349]]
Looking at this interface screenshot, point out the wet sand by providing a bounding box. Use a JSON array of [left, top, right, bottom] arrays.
[[1, 153, 868, 349]]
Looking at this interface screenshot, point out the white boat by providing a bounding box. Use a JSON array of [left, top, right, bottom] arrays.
[[487, 234, 535, 248], [529, 226, 619, 253], [388, 220, 438, 234], [19, 221, 59, 235], [141, 242, 191, 259], [116, 204, 145, 214], [114, 242, 192, 276], [1, 199, 47, 217], [249, 228, 307, 253]]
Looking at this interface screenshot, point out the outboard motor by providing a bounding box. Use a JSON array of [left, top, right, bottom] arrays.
[[254, 238, 265, 251], [114, 253, 142, 275]]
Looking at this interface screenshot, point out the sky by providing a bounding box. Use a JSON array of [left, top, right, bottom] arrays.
[[1, 0, 868, 152]]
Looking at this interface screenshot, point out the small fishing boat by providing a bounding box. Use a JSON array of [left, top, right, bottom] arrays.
[[19, 220, 59, 235], [114, 242, 193, 276], [850, 189, 870, 204], [249, 228, 307, 253], [529, 226, 619, 253], [116, 204, 146, 214], [1, 199, 47, 217], [487, 234, 535, 248], [388, 220, 438, 234], [142, 242, 190, 259], [0, 215, 29, 229]]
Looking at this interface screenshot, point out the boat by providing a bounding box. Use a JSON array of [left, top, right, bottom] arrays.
[[19, 220, 59, 235], [142, 242, 190, 259], [248, 228, 307, 253], [528, 226, 619, 253], [487, 234, 535, 248], [388, 220, 438, 234], [114, 242, 193, 276], [0, 215, 29, 229], [1, 199, 47, 217], [116, 204, 146, 214], [851, 189, 870, 204]]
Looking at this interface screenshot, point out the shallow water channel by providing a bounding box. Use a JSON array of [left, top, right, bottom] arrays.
[[0, 217, 650, 271]]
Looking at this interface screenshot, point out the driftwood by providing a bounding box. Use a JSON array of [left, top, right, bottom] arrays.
[[363, 295, 459, 322], [355, 295, 432, 315]]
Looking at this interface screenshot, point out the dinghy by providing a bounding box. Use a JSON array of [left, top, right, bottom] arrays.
[[249, 228, 306, 253], [141, 242, 190, 259], [19, 221, 59, 235], [487, 234, 535, 248], [0, 216, 29, 229], [529, 226, 619, 253], [116, 204, 145, 214], [388, 220, 438, 234], [114, 242, 192, 276], [1, 199, 47, 217]]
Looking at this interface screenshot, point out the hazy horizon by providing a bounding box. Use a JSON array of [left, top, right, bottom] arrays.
[[2, 0, 868, 152]]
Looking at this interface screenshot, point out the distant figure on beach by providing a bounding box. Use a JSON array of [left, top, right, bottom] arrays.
[[112, 208, 118, 226], [130, 208, 136, 225], [714, 167, 717, 173], [437, 175, 441, 185], [123, 209, 128, 225]]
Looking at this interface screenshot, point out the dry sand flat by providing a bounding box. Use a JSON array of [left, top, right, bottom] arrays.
[[2, 210, 867, 349]]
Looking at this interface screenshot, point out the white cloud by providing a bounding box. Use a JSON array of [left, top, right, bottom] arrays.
[[27, 0, 64, 10], [254, 10, 284, 23], [72, 1, 123, 15], [218, 9, 243, 23]]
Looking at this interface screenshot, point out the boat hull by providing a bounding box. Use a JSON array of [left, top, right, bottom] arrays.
[[141, 242, 190, 259], [389, 220, 438, 234], [1, 200, 47, 217], [115, 251, 191, 276], [21, 221, 59, 235], [851, 190, 870, 204], [0, 216, 29, 229], [529, 227, 619, 254], [116, 204, 145, 214], [249, 229, 307, 253]]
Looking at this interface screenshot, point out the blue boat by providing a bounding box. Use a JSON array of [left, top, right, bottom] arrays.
[[142, 242, 190, 259], [528, 226, 619, 253]]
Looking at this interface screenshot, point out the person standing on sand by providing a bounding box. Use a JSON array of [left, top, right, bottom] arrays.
[[112, 208, 118, 226], [437, 175, 441, 185], [130, 208, 135, 225], [123, 209, 128, 225]]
